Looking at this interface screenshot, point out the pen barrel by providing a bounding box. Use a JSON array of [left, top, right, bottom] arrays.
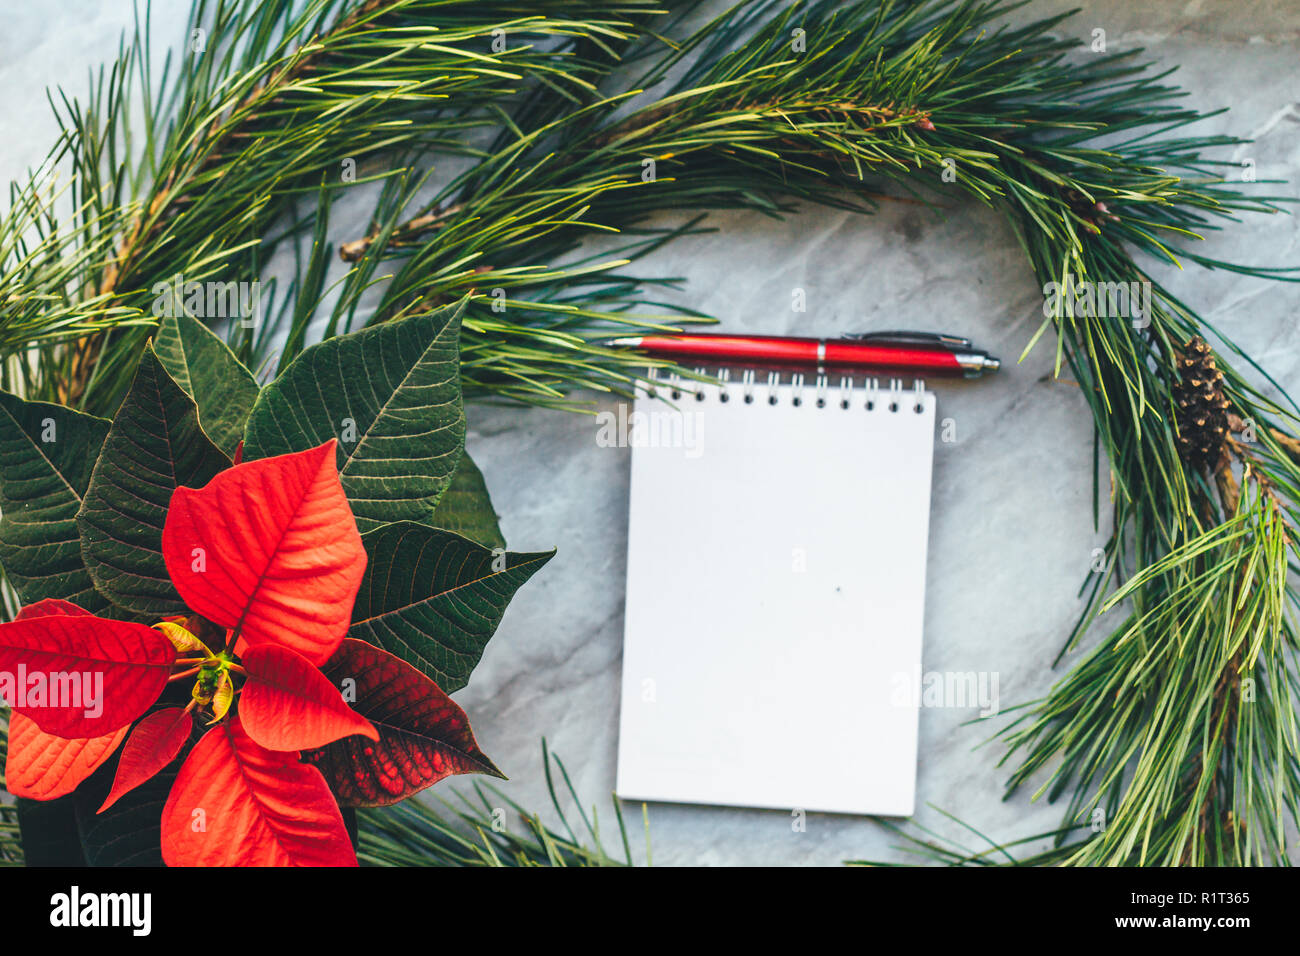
[[628, 334, 817, 364], [821, 341, 963, 374], [632, 335, 965, 374]]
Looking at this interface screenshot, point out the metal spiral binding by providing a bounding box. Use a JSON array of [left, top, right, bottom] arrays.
[[641, 367, 930, 409], [716, 368, 733, 403], [692, 366, 708, 401], [837, 375, 854, 409], [789, 372, 806, 407], [865, 377, 879, 410], [814, 374, 829, 408], [765, 371, 781, 406]]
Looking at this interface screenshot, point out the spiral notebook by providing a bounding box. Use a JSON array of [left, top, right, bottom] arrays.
[[616, 370, 936, 816]]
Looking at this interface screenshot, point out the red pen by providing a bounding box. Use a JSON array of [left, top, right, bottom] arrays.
[[605, 330, 1000, 378]]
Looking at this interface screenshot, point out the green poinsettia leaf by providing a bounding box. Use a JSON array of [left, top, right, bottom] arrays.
[[153, 311, 259, 456], [16, 796, 87, 866], [242, 300, 467, 533], [427, 452, 505, 550], [76, 345, 230, 615], [0, 391, 110, 610], [350, 522, 553, 692]]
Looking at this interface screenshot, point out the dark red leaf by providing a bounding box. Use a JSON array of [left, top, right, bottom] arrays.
[[303, 638, 502, 807], [240, 644, 376, 752], [160, 715, 356, 866], [161, 440, 366, 666], [98, 707, 193, 813]]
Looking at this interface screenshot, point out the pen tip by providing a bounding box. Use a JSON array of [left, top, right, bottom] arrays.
[[605, 337, 643, 348], [984, 356, 1001, 372]]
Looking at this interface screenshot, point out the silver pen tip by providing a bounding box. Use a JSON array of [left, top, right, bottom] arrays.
[[605, 336, 643, 348], [983, 355, 1001, 371]]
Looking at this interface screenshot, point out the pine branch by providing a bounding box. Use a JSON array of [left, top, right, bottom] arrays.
[[356, 742, 649, 866], [0, 710, 22, 866], [333, 0, 1293, 409], [3, 0, 665, 414]]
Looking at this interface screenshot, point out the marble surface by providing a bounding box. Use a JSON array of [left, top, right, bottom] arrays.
[[2, 1, 1298, 865]]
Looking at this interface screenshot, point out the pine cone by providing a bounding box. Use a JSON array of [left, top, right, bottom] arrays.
[[1174, 336, 1231, 472]]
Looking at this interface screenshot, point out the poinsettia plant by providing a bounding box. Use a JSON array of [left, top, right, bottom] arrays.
[[0, 301, 552, 865]]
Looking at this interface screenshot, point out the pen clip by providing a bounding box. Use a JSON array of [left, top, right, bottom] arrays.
[[843, 330, 972, 350]]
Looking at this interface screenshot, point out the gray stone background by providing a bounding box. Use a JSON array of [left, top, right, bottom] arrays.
[[1, 1, 1296, 865]]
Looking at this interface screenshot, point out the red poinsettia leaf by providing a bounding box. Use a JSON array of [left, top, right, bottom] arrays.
[[4, 712, 128, 800], [98, 707, 193, 813], [302, 638, 503, 807], [240, 644, 377, 752], [0, 612, 175, 737], [5, 599, 128, 795], [160, 715, 356, 866], [15, 599, 91, 621], [161, 440, 366, 666]]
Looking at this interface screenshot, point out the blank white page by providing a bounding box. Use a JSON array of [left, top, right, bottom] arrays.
[[616, 375, 936, 816]]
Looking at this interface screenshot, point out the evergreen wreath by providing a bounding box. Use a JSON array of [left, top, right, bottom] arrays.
[[1, 0, 1298, 866]]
